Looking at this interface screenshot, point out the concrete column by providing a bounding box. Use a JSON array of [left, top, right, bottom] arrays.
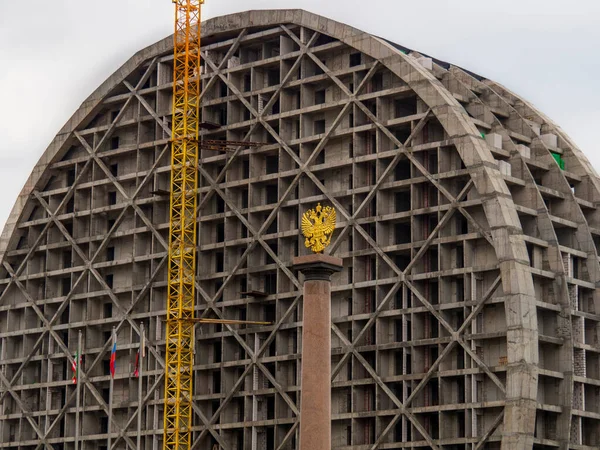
[[294, 253, 343, 450]]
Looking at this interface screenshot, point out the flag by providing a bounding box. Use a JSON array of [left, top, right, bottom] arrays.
[[71, 352, 79, 384], [110, 341, 117, 378], [133, 327, 145, 378], [133, 350, 140, 378]]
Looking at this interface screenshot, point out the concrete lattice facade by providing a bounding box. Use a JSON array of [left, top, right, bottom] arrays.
[[1, 9, 599, 450]]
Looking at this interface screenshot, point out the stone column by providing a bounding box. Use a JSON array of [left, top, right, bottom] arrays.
[[293, 253, 343, 450]]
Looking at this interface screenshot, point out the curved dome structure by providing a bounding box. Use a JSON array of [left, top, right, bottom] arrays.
[[0, 9, 598, 450]]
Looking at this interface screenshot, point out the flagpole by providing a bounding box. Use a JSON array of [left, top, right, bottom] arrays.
[[75, 330, 82, 450], [137, 322, 144, 450], [108, 327, 115, 450]]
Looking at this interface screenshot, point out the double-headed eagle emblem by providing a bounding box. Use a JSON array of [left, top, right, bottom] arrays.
[[301, 203, 336, 253]]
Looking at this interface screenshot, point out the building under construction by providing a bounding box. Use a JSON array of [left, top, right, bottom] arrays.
[[1, 9, 600, 450]]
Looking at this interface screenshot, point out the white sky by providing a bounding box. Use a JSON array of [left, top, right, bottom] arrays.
[[0, 0, 599, 231]]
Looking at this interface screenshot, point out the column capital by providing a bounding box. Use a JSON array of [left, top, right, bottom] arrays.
[[293, 253, 343, 281]]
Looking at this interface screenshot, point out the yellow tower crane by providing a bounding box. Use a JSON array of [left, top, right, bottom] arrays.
[[163, 2, 203, 449], [164, 2, 266, 450]]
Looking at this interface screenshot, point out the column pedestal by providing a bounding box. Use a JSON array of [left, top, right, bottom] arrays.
[[293, 253, 343, 450]]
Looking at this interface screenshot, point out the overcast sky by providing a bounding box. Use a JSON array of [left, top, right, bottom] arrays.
[[0, 0, 599, 231]]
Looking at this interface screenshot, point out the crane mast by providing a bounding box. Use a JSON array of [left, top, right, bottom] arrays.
[[164, 1, 203, 449]]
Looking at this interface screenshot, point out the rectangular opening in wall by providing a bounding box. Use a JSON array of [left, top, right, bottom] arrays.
[[314, 59, 325, 76], [349, 53, 362, 67], [294, 118, 300, 139], [266, 218, 277, 234], [219, 80, 228, 97], [394, 97, 417, 118], [265, 302, 276, 322], [429, 281, 439, 304], [370, 257, 376, 280], [16, 235, 25, 250], [316, 149, 325, 165], [67, 169, 75, 186], [216, 223, 224, 243], [213, 340, 222, 366], [61, 304, 70, 324], [394, 127, 411, 145], [395, 319, 403, 341], [267, 396, 275, 420], [266, 155, 279, 174], [526, 243, 534, 267], [395, 191, 411, 212], [62, 251, 72, 269], [266, 428, 275, 449], [100, 417, 108, 434], [394, 223, 411, 245], [315, 90, 325, 105], [216, 196, 225, 213], [66, 198, 74, 214], [394, 254, 410, 271], [241, 189, 248, 209], [216, 252, 224, 272], [103, 302, 112, 318], [395, 159, 411, 180], [64, 222, 73, 237], [265, 273, 276, 294], [212, 370, 221, 394], [106, 247, 115, 261], [215, 280, 223, 303], [573, 256, 580, 279], [456, 245, 464, 269], [110, 137, 119, 150], [394, 287, 403, 309], [61, 278, 71, 296], [425, 151, 438, 174], [314, 119, 325, 135], [239, 277, 247, 294], [267, 70, 280, 86], [456, 277, 464, 303], [456, 215, 468, 235], [106, 274, 113, 289], [266, 185, 278, 204]]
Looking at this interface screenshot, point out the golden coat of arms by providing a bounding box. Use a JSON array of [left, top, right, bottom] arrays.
[[301, 203, 336, 253]]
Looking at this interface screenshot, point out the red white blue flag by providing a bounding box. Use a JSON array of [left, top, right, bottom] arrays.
[[110, 340, 117, 378]]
